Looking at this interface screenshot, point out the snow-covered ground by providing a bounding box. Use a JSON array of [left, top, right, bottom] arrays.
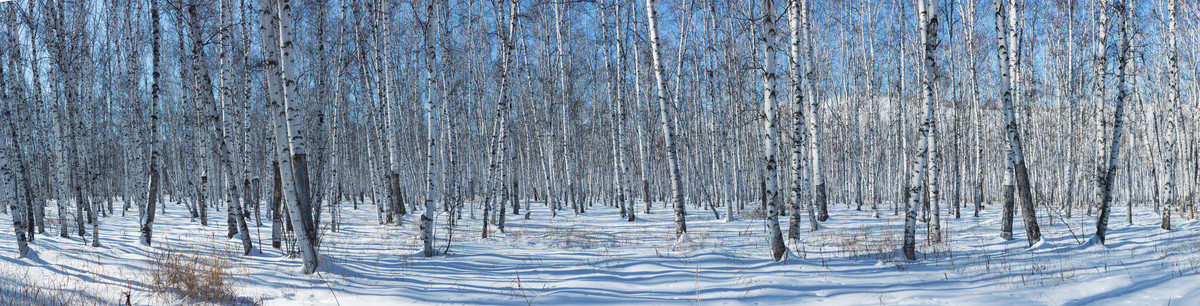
[[2, 201, 1199, 305]]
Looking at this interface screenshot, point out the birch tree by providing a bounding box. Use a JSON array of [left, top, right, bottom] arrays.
[[2, 106, 30, 257], [806, 0, 828, 222], [1160, 0, 1179, 231], [997, 0, 1041, 245], [902, 0, 938, 261], [760, 0, 787, 262], [787, 0, 817, 236], [421, 0, 439, 257], [1093, 0, 1130, 245], [961, 0, 984, 218], [377, 0, 405, 222], [260, 0, 318, 273], [484, 0, 518, 238], [555, 0, 578, 215], [1089, 0, 1109, 218], [606, 0, 633, 222], [140, 0, 164, 246], [219, 0, 253, 255], [646, 0, 687, 238], [4, 2, 33, 258]]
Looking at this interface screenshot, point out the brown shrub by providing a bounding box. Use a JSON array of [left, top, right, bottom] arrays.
[[149, 248, 252, 305]]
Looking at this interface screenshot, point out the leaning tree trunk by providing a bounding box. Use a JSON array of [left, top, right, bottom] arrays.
[[219, 0, 253, 255], [484, 0, 519, 238], [994, 0, 1016, 241], [279, 0, 319, 271], [1095, 0, 1131, 245], [998, 0, 1041, 245], [3, 8, 33, 256], [646, 0, 687, 238], [261, 0, 318, 274], [3, 105, 33, 257], [1, 117, 29, 257]]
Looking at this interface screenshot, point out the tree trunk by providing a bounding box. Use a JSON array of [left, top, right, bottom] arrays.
[[1161, 0, 1179, 230], [261, 0, 318, 273], [998, 0, 1041, 245], [1094, 0, 1131, 245], [787, 0, 815, 237], [271, 162, 282, 248], [903, 0, 939, 261], [806, 0, 828, 222], [140, 0, 163, 246], [646, 0, 687, 239], [1089, 0, 1110, 218], [760, 0, 786, 262], [1, 117, 29, 257], [219, 0, 253, 255], [421, 0, 439, 257]]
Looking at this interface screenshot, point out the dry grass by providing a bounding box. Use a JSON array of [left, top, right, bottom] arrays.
[[0, 281, 71, 305], [149, 247, 254, 305], [0, 269, 106, 305], [820, 229, 902, 262], [545, 226, 616, 249]]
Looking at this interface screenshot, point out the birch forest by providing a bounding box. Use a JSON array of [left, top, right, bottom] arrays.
[[1, 0, 1200, 304]]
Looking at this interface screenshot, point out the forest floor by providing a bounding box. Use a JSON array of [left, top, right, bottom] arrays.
[[2, 200, 1200, 305]]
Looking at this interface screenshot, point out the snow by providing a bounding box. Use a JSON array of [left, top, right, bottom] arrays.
[[2, 202, 1200, 305]]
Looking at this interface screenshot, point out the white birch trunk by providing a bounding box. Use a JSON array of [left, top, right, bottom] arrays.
[[140, 0, 163, 246], [1094, 0, 1130, 245], [260, 0, 318, 273], [631, 2, 652, 214], [1, 111, 29, 257], [761, 0, 787, 262], [616, 0, 634, 221], [805, 0, 827, 221], [894, 0, 909, 217], [187, 1, 211, 228], [421, 0, 438, 257], [220, 0, 253, 255], [375, 0, 404, 222], [1089, 0, 1109, 218], [483, 0, 518, 238], [646, 0, 687, 238], [962, 0, 984, 218], [2, 38, 32, 254], [786, 0, 814, 236], [903, 0, 938, 260], [1161, 0, 1179, 230], [1006, 0, 1041, 245], [554, 0, 576, 215]]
